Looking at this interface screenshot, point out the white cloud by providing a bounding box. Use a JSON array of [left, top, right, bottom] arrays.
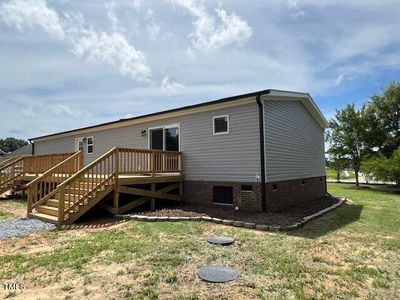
[[287, 1, 305, 18], [22, 106, 35, 117], [0, 0, 151, 82], [161, 75, 185, 94], [68, 29, 151, 81], [0, 0, 64, 38], [52, 103, 74, 116], [105, 1, 119, 32], [169, 0, 252, 52], [334, 74, 344, 86], [131, 0, 142, 11]]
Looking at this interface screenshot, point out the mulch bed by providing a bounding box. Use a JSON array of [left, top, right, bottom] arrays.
[[135, 196, 339, 226]]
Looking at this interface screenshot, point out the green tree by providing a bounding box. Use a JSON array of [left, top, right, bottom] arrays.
[[362, 147, 400, 186], [0, 137, 28, 153], [327, 148, 350, 182], [327, 104, 380, 187], [366, 81, 400, 157]]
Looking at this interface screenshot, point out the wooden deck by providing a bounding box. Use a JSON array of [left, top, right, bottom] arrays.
[[0, 147, 184, 225]]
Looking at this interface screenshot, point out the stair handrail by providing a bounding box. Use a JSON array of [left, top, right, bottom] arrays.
[[0, 156, 24, 173], [0, 156, 25, 191], [57, 147, 117, 189], [0, 156, 22, 169], [57, 147, 117, 222], [26, 151, 84, 213]]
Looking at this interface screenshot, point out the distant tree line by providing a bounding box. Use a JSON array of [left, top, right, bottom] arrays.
[[326, 81, 400, 186], [0, 137, 28, 153]]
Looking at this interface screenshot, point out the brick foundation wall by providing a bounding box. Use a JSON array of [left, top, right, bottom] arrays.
[[184, 181, 262, 211], [185, 176, 326, 212], [265, 176, 327, 212]]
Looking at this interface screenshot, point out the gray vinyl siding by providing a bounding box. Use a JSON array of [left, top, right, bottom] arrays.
[[34, 103, 261, 182], [264, 100, 325, 182]]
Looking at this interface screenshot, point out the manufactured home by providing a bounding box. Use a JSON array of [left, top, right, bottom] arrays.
[[0, 89, 328, 225]]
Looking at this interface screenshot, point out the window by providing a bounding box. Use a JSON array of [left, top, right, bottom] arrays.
[[87, 137, 94, 154], [213, 115, 229, 135], [272, 184, 278, 191], [302, 179, 305, 186], [149, 125, 180, 151], [241, 185, 253, 192], [75, 137, 84, 152], [213, 186, 233, 205]]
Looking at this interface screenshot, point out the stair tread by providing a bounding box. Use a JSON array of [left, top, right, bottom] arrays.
[[29, 212, 58, 223], [38, 205, 58, 211]]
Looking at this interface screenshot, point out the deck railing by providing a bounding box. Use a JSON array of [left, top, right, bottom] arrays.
[[23, 153, 76, 175], [26, 147, 182, 223], [0, 156, 21, 169], [118, 148, 182, 175], [0, 152, 77, 195], [0, 157, 24, 192], [26, 151, 84, 213]]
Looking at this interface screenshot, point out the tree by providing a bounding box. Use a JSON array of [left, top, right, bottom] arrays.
[[327, 148, 350, 183], [366, 81, 400, 158], [327, 104, 380, 187], [0, 137, 28, 153], [362, 147, 400, 186]]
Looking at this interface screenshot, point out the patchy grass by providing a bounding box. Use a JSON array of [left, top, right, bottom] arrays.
[[0, 184, 399, 299], [0, 199, 26, 220]]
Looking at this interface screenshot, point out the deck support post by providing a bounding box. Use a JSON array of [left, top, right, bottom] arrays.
[[150, 183, 155, 211], [179, 181, 184, 202], [58, 186, 65, 225], [113, 148, 120, 215], [113, 189, 120, 215]]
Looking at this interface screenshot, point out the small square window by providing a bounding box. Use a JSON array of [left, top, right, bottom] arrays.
[[272, 184, 278, 191], [241, 185, 253, 192], [213, 186, 233, 204], [213, 115, 229, 135]]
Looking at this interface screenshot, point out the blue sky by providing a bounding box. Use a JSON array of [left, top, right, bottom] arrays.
[[0, 0, 399, 139]]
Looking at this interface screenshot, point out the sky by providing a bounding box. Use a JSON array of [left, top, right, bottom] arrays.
[[0, 0, 399, 140]]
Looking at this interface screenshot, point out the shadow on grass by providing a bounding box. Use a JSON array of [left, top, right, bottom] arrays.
[[286, 202, 363, 239]]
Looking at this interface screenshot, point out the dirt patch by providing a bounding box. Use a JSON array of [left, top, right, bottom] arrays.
[[0, 198, 26, 220], [135, 196, 339, 226]]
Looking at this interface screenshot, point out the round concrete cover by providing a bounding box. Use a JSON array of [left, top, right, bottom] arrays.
[[197, 265, 239, 283], [207, 235, 235, 246]]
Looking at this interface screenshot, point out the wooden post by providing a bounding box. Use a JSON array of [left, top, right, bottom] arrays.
[[178, 152, 183, 175], [27, 187, 33, 214], [150, 183, 155, 211], [113, 148, 120, 214], [179, 181, 184, 202], [58, 186, 65, 225], [151, 151, 155, 177]]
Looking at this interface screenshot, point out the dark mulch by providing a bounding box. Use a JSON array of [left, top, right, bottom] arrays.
[[134, 196, 340, 226]]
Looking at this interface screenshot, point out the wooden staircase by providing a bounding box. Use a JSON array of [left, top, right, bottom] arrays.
[[0, 152, 77, 196], [27, 147, 184, 225]]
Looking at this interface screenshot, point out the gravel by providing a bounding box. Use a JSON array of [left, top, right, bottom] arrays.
[[0, 218, 56, 240]]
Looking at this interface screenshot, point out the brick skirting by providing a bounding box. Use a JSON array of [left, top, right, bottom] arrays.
[[184, 181, 262, 211], [184, 176, 326, 212], [265, 176, 327, 212]]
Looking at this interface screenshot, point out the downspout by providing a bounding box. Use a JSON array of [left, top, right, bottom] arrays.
[[256, 91, 270, 212], [29, 140, 35, 155]]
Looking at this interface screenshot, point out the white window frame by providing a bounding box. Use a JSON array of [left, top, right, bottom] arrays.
[[148, 124, 180, 151], [213, 115, 229, 135], [75, 137, 84, 152], [87, 136, 94, 155]]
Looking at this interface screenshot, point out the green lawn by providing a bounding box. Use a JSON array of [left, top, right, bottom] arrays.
[[0, 183, 399, 299], [326, 168, 356, 181]]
